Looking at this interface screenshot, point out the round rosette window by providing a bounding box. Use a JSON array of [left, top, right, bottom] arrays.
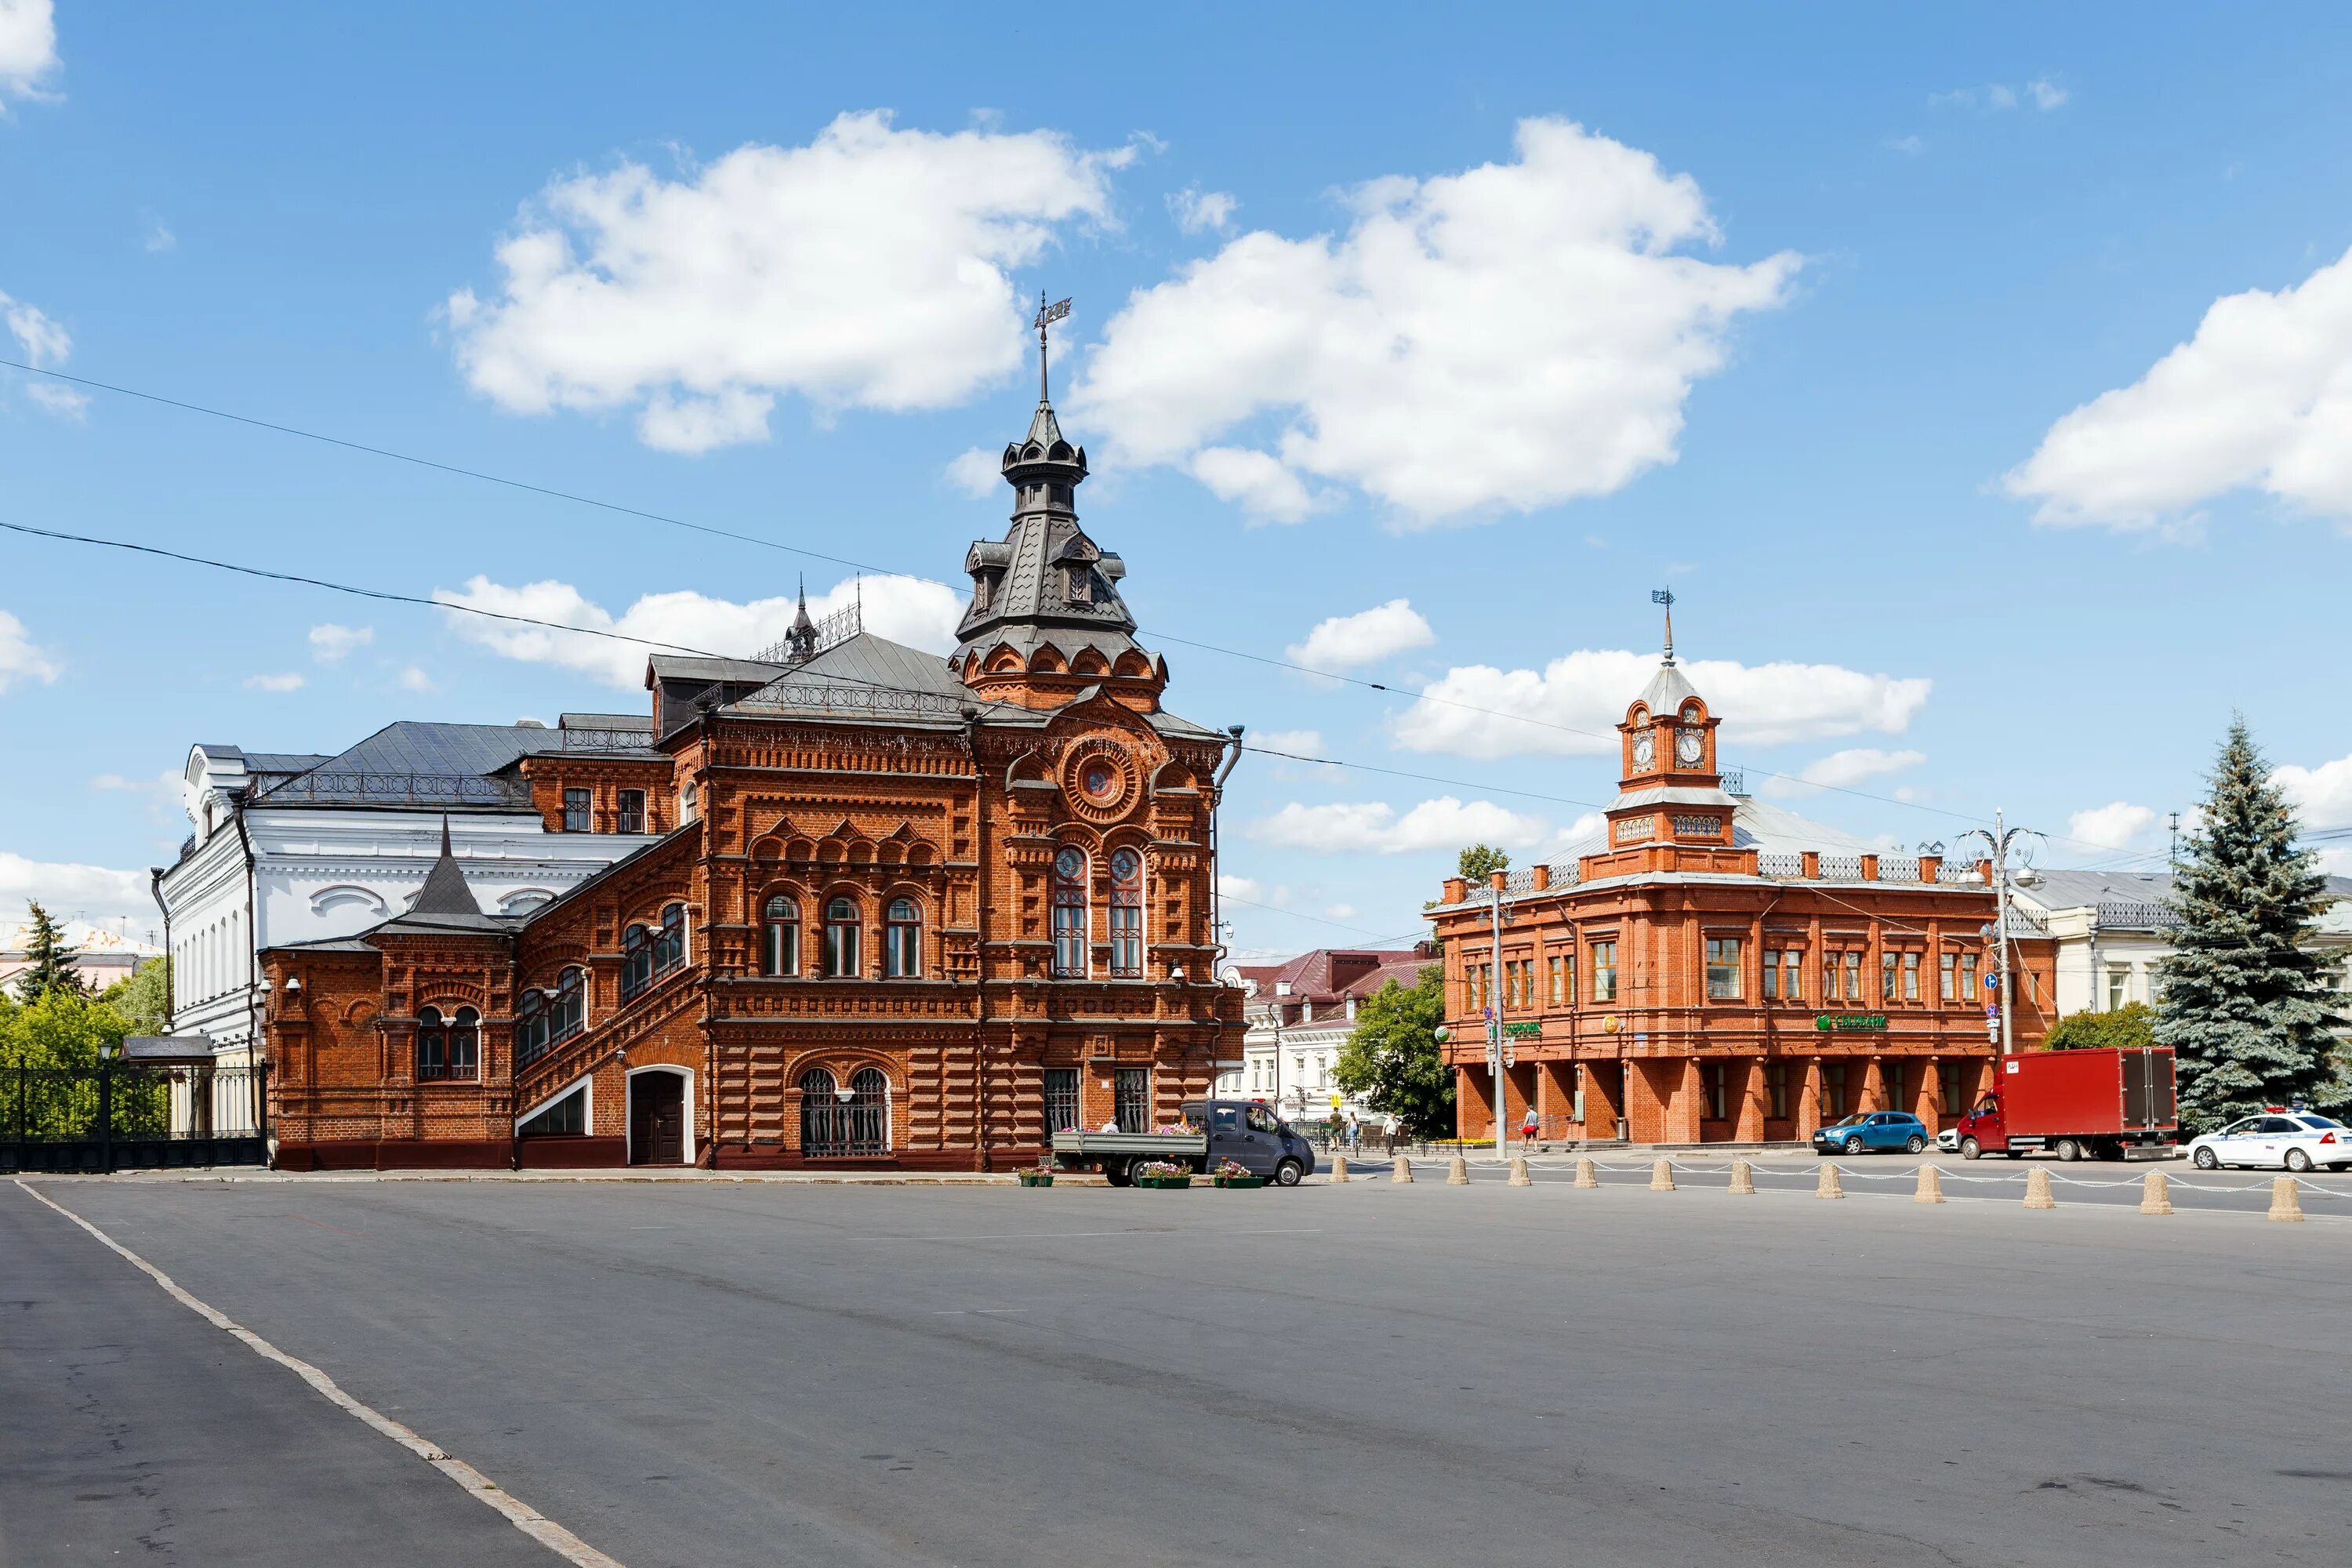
[[1064, 746, 1135, 819]]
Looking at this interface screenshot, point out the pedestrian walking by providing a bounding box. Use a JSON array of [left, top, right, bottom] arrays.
[[1382, 1112, 1400, 1154], [1521, 1105, 1541, 1152], [1345, 1109, 1361, 1153]]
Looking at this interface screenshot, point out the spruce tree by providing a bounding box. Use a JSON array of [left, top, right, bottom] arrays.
[[2154, 720, 2344, 1127], [12, 903, 86, 1002]]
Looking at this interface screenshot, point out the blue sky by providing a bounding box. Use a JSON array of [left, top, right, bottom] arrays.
[[5, 2, 2352, 955]]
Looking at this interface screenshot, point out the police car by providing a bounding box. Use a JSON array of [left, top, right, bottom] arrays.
[[2182, 1110, 2352, 1173]]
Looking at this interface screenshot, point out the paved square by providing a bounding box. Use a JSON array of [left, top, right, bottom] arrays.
[[7, 1176, 2344, 1566]]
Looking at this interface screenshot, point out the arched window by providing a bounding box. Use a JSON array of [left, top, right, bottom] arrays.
[[762, 895, 800, 977], [1109, 848, 1144, 978], [823, 897, 861, 978], [652, 903, 686, 976], [416, 1006, 477, 1080], [551, 967, 585, 1043], [800, 1065, 890, 1157], [797, 1067, 839, 1155], [516, 990, 550, 1066], [884, 898, 921, 978], [416, 1006, 445, 1080], [620, 925, 652, 1000], [1051, 847, 1088, 978], [848, 1066, 889, 1151]]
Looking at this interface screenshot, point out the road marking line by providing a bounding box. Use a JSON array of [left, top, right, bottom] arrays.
[[848, 1226, 1325, 1243], [13, 1179, 624, 1568]]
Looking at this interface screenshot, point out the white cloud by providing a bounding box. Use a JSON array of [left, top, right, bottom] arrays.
[[1759, 746, 1927, 800], [245, 672, 305, 693], [395, 666, 435, 693], [943, 445, 1002, 498], [2005, 243, 2352, 532], [434, 572, 964, 691], [0, 851, 151, 927], [2067, 800, 2157, 851], [1324, 902, 1357, 920], [445, 111, 1122, 452], [1392, 649, 1931, 760], [140, 212, 176, 253], [1218, 873, 1265, 903], [0, 608, 61, 691], [1187, 445, 1329, 523], [1286, 598, 1436, 671], [1, 288, 67, 364], [1072, 117, 1798, 525], [2275, 753, 2352, 831], [1247, 796, 1554, 855], [2, 285, 86, 417], [1167, 187, 1238, 234], [1933, 78, 2066, 113], [307, 622, 373, 662], [0, 0, 58, 103], [1249, 728, 1327, 758], [1886, 134, 1925, 155]]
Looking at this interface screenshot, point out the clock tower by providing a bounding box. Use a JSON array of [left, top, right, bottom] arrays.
[[1589, 602, 1744, 876]]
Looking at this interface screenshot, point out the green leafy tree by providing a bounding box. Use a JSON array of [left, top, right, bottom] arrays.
[[2154, 719, 2345, 1128], [2043, 1001, 2158, 1053], [0, 987, 158, 1139], [1457, 844, 1511, 882], [101, 956, 173, 1036], [1334, 965, 1454, 1137], [11, 903, 86, 1001]]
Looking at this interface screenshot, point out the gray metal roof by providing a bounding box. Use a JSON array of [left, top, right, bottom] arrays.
[[250, 721, 660, 808], [726, 631, 968, 724], [1633, 659, 1700, 716]]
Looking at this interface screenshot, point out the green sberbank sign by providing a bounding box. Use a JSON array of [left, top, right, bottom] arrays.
[[1815, 1014, 1888, 1033], [1504, 1022, 1544, 1040]]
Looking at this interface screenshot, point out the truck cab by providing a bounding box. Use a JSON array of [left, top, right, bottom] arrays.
[[1185, 1100, 1319, 1185]]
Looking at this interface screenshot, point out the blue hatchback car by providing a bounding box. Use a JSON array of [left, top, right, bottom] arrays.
[[1812, 1111, 1930, 1156]]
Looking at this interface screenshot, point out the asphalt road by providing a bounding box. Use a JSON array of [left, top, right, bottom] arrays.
[[6, 1174, 2348, 1567]]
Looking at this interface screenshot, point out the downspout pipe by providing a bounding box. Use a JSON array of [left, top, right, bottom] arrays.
[[230, 797, 261, 1067], [149, 867, 172, 1033], [961, 705, 990, 1171], [1210, 726, 1244, 1098]]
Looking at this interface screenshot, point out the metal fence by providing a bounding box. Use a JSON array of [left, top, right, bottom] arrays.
[[1, 1061, 269, 1173]]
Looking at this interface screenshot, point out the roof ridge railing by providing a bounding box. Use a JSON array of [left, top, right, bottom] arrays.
[[751, 598, 862, 667]]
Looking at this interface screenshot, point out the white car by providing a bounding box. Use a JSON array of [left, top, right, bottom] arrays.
[[1935, 1127, 1962, 1153], [2183, 1112, 2352, 1173]]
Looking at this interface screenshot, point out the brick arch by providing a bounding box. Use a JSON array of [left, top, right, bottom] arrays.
[[787, 1051, 900, 1091], [903, 840, 937, 866], [1152, 758, 1198, 792], [785, 836, 816, 861], [1113, 650, 1155, 680], [1029, 644, 1068, 674], [339, 999, 378, 1025], [1070, 648, 1111, 677], [750, 835, 783, 862], [985, 646, 1025, 675]]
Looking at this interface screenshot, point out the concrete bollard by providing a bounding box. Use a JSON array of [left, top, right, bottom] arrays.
[[1914, 1165, 1946, 1204], [1729, 1159, 1755, 1195], [1815, 1163, 1846, 1200], [2268, 1175, 2307, 1223], [1573, 1156, 1600, 1189], [2024, 1167, 2056, 1209], [1330, 1154, 1350, 1183], [2139, 1170, 2173, 1216], [1649, 1158, 1675, 1192], [1392, 1155, 1414, 1184], [1508, 1156, 1533, 1187], [1446, 1155, 1470, 1185]]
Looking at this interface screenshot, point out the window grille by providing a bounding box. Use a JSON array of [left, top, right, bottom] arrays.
[[1044, 1068, 1080, 1136], [1114, 1068, 1151, 1134], [798, 1066, 889, 1157]]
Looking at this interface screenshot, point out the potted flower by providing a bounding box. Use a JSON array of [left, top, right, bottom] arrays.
[[1132, 1159, 1192, 1189], [1018, 1159, 1057, 1189], [1212, 1157, 1265, 1190]]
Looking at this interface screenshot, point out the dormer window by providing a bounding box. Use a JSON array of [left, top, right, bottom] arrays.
[[1064, 567, 1093, 605], [1680, 702, 1704, 725], [972, 572, 993, 612]]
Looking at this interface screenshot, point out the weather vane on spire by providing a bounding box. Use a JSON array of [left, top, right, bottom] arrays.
[[1034, 292, 1072, 402], [1652, 587, 1675, 664]]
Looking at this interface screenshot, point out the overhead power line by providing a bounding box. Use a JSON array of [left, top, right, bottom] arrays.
[[0, 358, 2180, 864]]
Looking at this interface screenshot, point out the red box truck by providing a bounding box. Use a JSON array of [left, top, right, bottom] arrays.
[[1953, 1047, 2177, 1163]]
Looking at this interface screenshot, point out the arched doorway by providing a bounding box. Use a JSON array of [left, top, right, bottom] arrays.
[[628, 1070, 687, 1165]]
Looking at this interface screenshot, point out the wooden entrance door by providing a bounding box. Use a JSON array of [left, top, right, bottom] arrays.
[[630, 1073, 684, 1165]]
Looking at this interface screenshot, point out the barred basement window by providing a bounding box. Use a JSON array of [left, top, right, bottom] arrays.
[[1044, 1068, 1080, 1136]]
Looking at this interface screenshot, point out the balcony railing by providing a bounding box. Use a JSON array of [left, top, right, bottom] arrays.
[[252, 772, 534, 808]]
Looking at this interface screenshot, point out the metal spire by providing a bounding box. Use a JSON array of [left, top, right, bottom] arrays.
[[1651, 587, 1675, 664], [1034, 292, 1071, 404]]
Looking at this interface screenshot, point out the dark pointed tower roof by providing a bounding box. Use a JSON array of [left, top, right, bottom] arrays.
[[373, 816, 504, 935], [953, 327, 1143, 669], [785, 575, 819, 662]]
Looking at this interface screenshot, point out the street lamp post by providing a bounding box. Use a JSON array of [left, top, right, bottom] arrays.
[[1955, 811, 2041, 1056]]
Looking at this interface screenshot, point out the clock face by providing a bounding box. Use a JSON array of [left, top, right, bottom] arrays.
[[1632, 733, 1654, 769], [1676, 728, 1704, 765]]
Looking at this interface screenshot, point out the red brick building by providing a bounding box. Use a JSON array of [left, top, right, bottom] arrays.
[[1427, 650, 2054, 1146], [260, 390, 1246, 1170]]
